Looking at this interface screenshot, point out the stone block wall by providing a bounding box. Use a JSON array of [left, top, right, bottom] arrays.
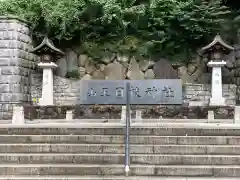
[[31, 73, 80, 105], [0, 16, 35, 119], [184, 83, 236, 106], [31, 74, 237, 106]]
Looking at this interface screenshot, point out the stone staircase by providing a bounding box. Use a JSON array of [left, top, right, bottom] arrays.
[[1, 124, 240, 179]]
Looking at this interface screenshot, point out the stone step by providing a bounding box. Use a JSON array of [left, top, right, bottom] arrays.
[[0, 135, 239, 145], [1, 154, 240, 165], [2, 144, 240, 155], [1, 164, 240, 176], [3, 126, 240, 136], [0, 176, 239, 180], [0, 176, 240, 180]]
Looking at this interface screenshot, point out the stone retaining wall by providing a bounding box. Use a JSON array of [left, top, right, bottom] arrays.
[[0, 16, 35, 119], [31, 74, 237, 106], [56, 49, 233, 85]]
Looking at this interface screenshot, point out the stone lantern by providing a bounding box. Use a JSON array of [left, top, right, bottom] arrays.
[[31, 36, 64, 105], [202, 35, 234, 106]]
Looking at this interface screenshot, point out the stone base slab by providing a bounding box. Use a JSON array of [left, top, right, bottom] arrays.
[[23, 105, 234, 120], [209, 97, 226, 106], [0, 176, 238, 180], [1, 125, 240, 135]]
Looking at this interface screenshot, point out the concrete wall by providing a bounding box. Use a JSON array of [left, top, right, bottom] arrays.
[[0, 16, 35, 119], [31, 74, 237, 106]]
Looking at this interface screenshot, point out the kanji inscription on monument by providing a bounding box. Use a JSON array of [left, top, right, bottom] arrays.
[[80, 80, 182, 105]]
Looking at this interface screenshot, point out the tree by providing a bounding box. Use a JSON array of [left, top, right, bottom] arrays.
[[0, 0, 232, 62], [222, 0, 240, 43]]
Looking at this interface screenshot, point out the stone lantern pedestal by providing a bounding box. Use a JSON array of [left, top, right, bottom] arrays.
[[207, 61, 226, 106], [38, 62, 58, 105]]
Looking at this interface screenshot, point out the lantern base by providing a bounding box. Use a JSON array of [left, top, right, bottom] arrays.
[[38, 62, 58, 106], [209, 97, 226, 106]]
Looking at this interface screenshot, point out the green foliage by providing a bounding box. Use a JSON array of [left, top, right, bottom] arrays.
[[0, 0, 232, 62], [65, 70, 80, 79], [221, 0, 240, 43]]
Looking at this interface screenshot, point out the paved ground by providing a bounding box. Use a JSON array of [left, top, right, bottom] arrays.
[[0, 176, 238, 180]]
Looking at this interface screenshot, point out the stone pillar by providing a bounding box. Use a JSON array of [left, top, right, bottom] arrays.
[[135, 110, 142, 122], [234, 106, 240, 124], [233, 45, 240, 104], [66, 110, 73, 120], [12, 106, 25, 124], [0, 16, 34, 119], [121, 106, 126, 123], [38, 62, 57, 105], [207, 61, 226, 106], [207, 110, 214, 122]]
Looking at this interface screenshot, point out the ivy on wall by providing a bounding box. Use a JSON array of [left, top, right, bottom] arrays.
[[0, 0, 232, 62]]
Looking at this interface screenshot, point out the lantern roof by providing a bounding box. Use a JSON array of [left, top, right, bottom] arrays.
[[31, 36, 64, 56], [201, 35, 234, 54]]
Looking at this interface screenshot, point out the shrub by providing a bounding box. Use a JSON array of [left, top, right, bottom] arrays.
[[0, 0, 231, 62]]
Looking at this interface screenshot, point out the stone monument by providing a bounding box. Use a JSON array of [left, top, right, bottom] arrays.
[[202, 35, 234, 106], [31, 36, 64, 105]]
